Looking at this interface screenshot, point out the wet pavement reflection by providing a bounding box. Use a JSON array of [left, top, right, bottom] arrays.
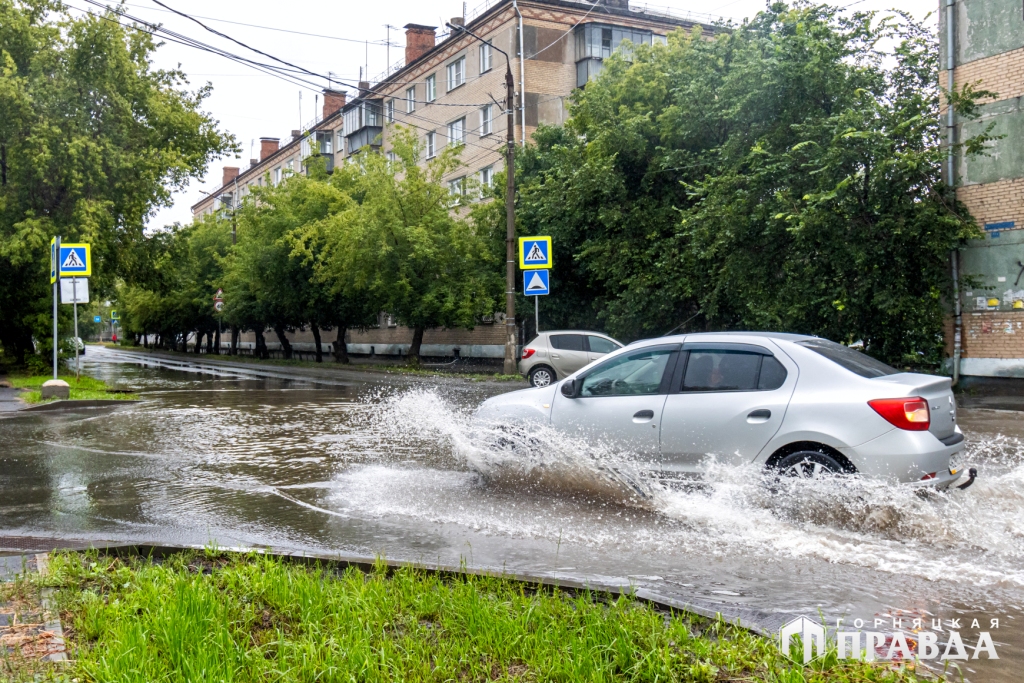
[[1, 346, 1022, 681]]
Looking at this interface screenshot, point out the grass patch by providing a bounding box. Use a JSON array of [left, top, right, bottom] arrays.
[[8, 373, 138, 403], [25, 550, 927, 682]]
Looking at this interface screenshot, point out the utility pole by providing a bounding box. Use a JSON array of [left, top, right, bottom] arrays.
[[52, 236, 60, 379], [446, 22, 518, 375]]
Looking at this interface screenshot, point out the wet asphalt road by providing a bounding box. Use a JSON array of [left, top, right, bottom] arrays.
[[1, 346, 1023, 681]]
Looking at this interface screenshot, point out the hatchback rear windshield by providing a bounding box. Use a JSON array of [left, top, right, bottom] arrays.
[[796, 339, 899, 378]]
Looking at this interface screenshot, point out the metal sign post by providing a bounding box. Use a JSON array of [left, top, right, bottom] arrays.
[[51, 236, 61, 379], [73, 279, 79, 379]]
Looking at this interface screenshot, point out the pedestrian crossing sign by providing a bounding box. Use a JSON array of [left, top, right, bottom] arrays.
[[58, 243, 92, 277], [518, 236, 552, 270], [523, 269, 550, 296]]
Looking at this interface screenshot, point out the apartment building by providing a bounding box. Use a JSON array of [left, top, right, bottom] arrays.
[[941, 0, 1024, 378], [191, 0, 713, 360]]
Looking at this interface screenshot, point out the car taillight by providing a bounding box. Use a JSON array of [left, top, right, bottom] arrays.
[[868, 397, 930, 431], [521, 348, 536, 359]]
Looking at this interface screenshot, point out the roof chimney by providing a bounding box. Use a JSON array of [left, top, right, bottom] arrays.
[[404, 24, 436, 65], [291, 129, 301, 141], [322, 89, 347, 118], [259, 137, 280, 161], [222, 166, 239, 186], [450, 16, 465, 28], [249, 158, 259, 168]]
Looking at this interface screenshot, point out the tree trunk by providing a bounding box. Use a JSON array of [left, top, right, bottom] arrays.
[[213, 326, 221, 354], [408, 326, 425, 364], [192, 331, 201, 353], [254, 328, 269, 359], [333, 325, 349, 364], [311, 326, 323, 363], [274, 325, 292, 360], [207, 330, 215, 354], [230, 326, 239, 356]]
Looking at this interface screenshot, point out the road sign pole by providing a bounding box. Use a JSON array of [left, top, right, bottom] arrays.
[[72, 278, 80, 380], [535, 295, 539, 335], [52, 236, 60, 379]]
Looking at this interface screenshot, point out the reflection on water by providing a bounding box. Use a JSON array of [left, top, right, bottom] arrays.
[[0, 347, 1022, 682]]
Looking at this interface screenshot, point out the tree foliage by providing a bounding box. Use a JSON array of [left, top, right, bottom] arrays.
[[499, 2, 986, 365], [0, 0, 235, 362]]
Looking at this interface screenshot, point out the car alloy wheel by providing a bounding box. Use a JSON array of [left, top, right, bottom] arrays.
[[775, 451, 844, 479], [529, 366, 554, 388]]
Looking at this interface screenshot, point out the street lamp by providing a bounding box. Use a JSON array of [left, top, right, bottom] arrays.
[[446, 22, 518, 376]]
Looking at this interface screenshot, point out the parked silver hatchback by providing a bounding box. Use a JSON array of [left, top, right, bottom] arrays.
[[519, 331, 623, 387], [483, 332, 972, 487]]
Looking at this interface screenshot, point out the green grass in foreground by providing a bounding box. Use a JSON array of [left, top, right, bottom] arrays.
[[8, 373, 138, 403], [23, 550, 927, 682]]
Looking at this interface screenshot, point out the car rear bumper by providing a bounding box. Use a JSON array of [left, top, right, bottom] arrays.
[[840, 427, 967, 486]]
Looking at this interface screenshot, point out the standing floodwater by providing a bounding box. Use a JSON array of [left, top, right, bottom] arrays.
[[1, 346, 1022, 682]]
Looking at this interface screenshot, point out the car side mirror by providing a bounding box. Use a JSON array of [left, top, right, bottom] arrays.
[[561, 379, 577, 398]]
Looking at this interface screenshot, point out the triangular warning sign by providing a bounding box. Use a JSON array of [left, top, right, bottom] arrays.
[[526, 242, 545, 261], [62, 250, 84, 269], [527, 272, 546, 290]]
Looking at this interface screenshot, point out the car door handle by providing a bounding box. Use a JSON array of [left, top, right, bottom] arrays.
[[747, 409, 771, 423], [633, 410, 655, 423]]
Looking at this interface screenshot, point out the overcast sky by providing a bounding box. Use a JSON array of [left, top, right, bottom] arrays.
[[64, 0, 941, 229]]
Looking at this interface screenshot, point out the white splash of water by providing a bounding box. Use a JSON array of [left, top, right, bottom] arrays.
[[354, 388, 1024, 588]]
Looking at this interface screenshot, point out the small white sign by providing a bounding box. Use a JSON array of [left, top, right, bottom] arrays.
[[60, 277, 89, 304]]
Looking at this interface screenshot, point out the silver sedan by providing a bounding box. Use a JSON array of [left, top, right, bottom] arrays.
[[477, 332, 969, 487]]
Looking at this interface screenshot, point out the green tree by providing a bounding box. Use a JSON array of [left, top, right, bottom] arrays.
[[502, 2, 988, 365], [336, 127, 499, 362], [0, 0, 234, 362]]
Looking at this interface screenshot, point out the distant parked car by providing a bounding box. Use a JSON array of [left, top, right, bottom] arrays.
[[520, 331, 623, 387], [482, 332, 970, 487], [74, 337, 85, 355]]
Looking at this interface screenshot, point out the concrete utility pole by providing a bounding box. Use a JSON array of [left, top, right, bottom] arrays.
[[446, 22, 518, 375]]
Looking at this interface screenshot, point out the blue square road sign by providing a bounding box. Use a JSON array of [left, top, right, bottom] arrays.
[[519, 236, 552, 270], [524, 269, 550, 296]]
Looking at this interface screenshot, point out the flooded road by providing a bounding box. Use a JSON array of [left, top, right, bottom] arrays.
[[2, 346, 1023, 681]]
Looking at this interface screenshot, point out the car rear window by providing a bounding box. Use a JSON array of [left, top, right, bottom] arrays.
[[550, 334, 585, 351], [796, 339, 899, 378]]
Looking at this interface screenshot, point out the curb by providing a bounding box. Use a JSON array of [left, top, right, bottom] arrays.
[[18, 399, 141, 413], [26, 541, 781, 637]]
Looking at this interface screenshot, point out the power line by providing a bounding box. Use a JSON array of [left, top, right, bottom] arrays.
[[121, 2, 402, 47]]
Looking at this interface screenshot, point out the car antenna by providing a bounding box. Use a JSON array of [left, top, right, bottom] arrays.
[[662, 311, 702, 336]]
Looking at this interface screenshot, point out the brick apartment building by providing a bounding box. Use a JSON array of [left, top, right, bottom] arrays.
[[941, 0, 1024, 378], [191, 0, 712, 359]]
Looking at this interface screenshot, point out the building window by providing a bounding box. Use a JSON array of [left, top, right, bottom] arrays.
[[447, 56, 466, 91], [425, 74, 436, 102], [405, 86, 416, 112], [448, 176, 466, 196], [386, 99, 395, 123], [386, 151, 397, 163], [479, 43, 493, 74], [448, 117, 465, 147], [479, 165, 493, 189], [426, 131, 436, 158], [574, 23, 653, 88], [336, 132, 344, 153], [273, 167, 282, 184], [480, 105, 493, 136]]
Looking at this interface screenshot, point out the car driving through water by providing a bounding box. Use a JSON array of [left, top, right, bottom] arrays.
[[480, 332, 969, 487]]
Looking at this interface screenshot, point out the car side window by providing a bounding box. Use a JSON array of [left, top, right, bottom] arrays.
[[758, 356, 788, 390], [682, 350, 762, 392], [550, 334, 585, 351], [580, 349, 673, 397], [587, 336, 619, 354]]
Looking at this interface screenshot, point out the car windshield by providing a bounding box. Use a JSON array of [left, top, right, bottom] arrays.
[[796, 339, 899, 379]]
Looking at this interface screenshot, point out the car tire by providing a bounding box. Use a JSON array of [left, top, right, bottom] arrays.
[[528, 365, 556, 388], [774, 451, 846, 479]]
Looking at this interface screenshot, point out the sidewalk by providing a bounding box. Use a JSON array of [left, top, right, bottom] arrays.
[[99, 346, 527, 388]]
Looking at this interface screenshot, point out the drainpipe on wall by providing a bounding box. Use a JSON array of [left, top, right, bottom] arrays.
[[513, 0, 526, 146], [947, 0, 962, 386]]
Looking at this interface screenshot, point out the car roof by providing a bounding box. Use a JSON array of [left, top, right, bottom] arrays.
[[537, 330, 616, 337], [630, 331, 817, 346]]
